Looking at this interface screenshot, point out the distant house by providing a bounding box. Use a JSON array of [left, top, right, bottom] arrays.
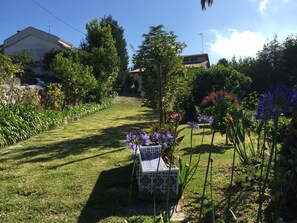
[[130, 53, 210, 92], [183, 53, 210, 68], [2, 26, 75, 75]]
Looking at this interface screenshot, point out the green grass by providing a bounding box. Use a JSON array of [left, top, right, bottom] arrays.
[[176, 128, 259, 223], [0, 97, 259, 222], [0, 98, 157, 222]]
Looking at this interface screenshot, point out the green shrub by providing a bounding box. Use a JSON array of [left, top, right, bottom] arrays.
[[0, 100, 112, 147], [21, 85, 42, 108], [42, 83, 65, 110]]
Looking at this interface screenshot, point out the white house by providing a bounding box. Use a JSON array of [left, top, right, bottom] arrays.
[[2, 26, 75, 75], [183, 53, 210, 68]]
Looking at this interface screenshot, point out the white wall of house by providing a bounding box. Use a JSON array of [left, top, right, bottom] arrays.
[[4, 35, 62, 61], [3, 26, 74, 75]]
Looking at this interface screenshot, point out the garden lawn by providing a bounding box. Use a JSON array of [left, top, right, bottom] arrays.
[[0, 96, 256, 222], [0, 97, 158, 223]]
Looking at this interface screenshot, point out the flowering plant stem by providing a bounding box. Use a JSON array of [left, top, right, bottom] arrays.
[[201, 123, 206, 145], [210, 157, 215, 223], [189, 128, 194, 167], [257, 121, 267, 223], [227, 134, 237, 211], [128, 145, 138, 215], [165, 122, 178, 221], [199, 130, 216, 223], [257, 116, 279, 223]]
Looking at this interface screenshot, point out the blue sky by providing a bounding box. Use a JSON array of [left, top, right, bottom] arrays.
[[1, 0, 297, 67]]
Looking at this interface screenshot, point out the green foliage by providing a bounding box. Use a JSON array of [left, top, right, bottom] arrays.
[[100, 15, 129, 90], [50, 53, 97, 105], [81, 18, 120, 100], [0, 54, 23, 83], [178, 158, 198, 194], [202, 90, 240, 137], [226, 112, 261, 165], [225, 35, 297, 93], [159, 211, 168, 223], [8, 51, 35, 75], [0, 102, 111, 147], [133, 25, 186, 122], [242, 91, 259, 111], [21, 86, 42, 108], [42, 83, 65, 110], [191, 64, 252, 105], [43, 49, 64, 71]]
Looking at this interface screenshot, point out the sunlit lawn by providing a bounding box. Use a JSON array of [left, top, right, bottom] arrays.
[[0, 97, 257, 222]]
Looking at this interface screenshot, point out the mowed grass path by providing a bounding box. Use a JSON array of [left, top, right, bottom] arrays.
[[0, 97, 158, 223], [0, 97, 245, 223]]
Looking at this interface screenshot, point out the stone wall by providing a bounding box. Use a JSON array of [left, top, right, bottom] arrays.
[[0, 84, 42, 108]]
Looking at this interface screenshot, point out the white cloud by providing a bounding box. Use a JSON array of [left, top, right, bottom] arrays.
[[259, 0, 269, 13], [258, 0, 290, 14], [210, 29, 267, 60]]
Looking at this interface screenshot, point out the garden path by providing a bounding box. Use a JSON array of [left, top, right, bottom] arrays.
[[1, 96, 187, 222]]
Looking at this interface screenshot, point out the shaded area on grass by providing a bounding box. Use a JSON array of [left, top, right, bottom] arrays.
[[181, 143, 233, 156], [48, 148, 126, 169], [0, 121, 152, 164], [77, 163, 180, 222], [77, 164, 132, 222], [184, 180, 257, 222], [118, 110, 158, 122]]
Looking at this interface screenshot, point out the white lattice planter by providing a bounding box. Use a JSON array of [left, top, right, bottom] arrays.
[[135, 145, 179, 200]]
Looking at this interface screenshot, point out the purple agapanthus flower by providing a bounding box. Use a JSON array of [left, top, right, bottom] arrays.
[[152, 132, 161, 142], [254, 85, 297, 121], [187, 121, 200, 131], [197, 114, 213, 123], [139, 132, 151, 145], [124, 132, 151, 151], [151, 130, 174, 149]]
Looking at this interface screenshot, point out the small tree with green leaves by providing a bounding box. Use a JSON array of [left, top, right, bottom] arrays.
[[133, 25, 186, 124], [8, 51, 35, 75], [0, 54, 23, 83], [50, 53, 97, 105]]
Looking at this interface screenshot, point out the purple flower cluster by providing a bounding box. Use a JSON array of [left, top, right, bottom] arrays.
[[187, 121, 200, 131], [125, 132, 150, 151], [254, 85, 297, 121], [197, 114, 214, 123], [151, 130, 174, 149]]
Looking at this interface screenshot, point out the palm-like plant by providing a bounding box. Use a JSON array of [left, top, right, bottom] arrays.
[[200, 0, 213, 10]]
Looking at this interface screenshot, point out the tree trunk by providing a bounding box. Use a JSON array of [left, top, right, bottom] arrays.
[[158, 63, 164, 124]]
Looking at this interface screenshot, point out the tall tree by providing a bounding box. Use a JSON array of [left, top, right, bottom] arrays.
[[281, 35, 297, 86], [81, 18, 120, 100], [133, 25, 186, 123], [100, 15, 129, 89]]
